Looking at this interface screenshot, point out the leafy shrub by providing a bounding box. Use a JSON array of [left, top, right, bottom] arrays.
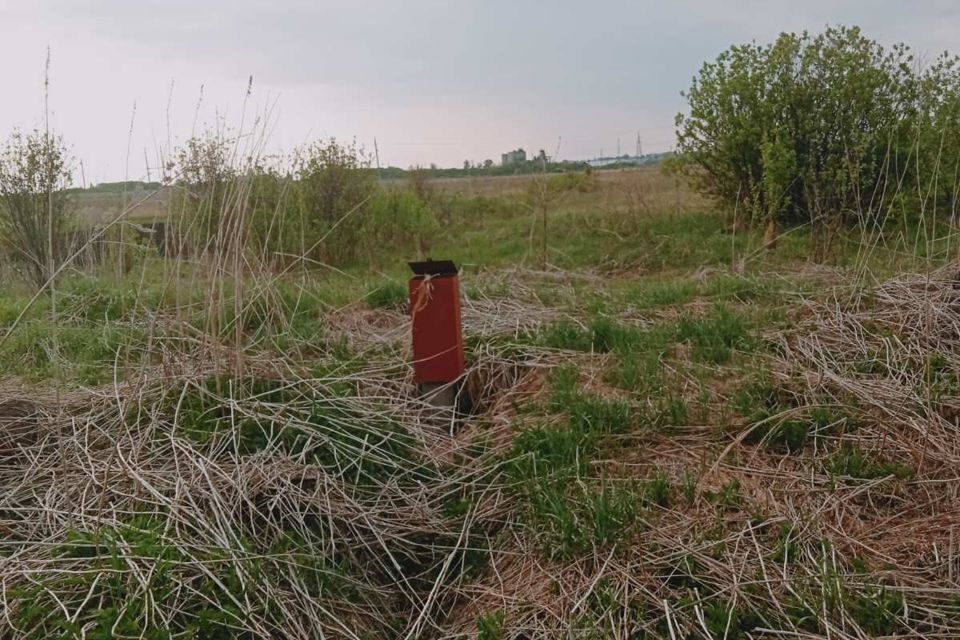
[[292, 138, 376, 263], [173, 135, 442, 267], [361, 188, 439, 261], [173, 131, 238, 252], [676, 25, 960, 258], [0, 129, 74, 291], [545, 171, 595, 194]]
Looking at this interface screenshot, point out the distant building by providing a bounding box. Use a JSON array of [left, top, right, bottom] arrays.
[[501, 148, 527, 166]]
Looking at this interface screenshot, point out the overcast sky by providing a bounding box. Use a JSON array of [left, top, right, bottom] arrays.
[[0, 1, 958, 183]]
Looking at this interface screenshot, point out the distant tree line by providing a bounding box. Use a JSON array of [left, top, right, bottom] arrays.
[[66, 181, 163, 194], [377, 158, 590, 180], [0, 131, 443, 291], [0, 125, 656, 292], [675, 25, 960, 258]]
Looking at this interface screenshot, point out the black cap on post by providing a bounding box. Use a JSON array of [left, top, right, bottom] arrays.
[[408, 259, 458, 277]]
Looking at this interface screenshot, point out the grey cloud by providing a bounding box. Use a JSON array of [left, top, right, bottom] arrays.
[[4, 0, 960, 174]]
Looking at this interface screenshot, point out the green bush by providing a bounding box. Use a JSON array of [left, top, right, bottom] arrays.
[[0, 129, 74, 291], [292, 138, 377, 264], [545, 171, 595, 194], [676, 25, 960, 257], [173, 135, 442, 268], [361, 188, 439, 261]]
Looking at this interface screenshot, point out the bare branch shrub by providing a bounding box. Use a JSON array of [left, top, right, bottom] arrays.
[[0, 130, 73, 291]]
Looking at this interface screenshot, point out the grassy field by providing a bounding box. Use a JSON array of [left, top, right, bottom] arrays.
[[1, 166, 958, 638], [74, 186, 171, 223]]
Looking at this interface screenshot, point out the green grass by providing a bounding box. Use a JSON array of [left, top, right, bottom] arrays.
[[706, 479, 744, 511], [15, 516, 261, 639], [626, 279, 697, 309], [162, 375, 425, 487], [506, 366, 645, 559], [537, 305, 756, 364], [825, 444, 913, 481], [13, 513, 377, 639], [365, 278, 408, 309], [702, 273, 780, 303], [675, 304, 756, 363], [0, 321, 147, 384], [510, 367, 632, 482], [733, 374, 862, 454], [477, 610, 506, 640], [642, 469, 672, 507], [0, 271, 375, 384], [522, 480, 639, 561]]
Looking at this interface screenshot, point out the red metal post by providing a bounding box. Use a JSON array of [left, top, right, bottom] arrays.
[[409, 260, 465, 384]]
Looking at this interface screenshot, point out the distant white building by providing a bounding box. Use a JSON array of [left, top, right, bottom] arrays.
[[501, 148, 527, 166]]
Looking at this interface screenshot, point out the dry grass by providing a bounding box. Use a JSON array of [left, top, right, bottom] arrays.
[[5, 250, 960, 637], [434, 265, 960, 639], [424, 166, 708, 216]]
